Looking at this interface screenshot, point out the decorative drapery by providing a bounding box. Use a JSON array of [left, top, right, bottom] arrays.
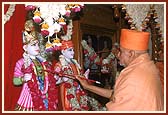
[[4, 4, 26, 111]]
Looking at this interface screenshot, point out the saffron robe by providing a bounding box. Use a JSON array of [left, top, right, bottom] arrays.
[[106, 53, 164, 111]]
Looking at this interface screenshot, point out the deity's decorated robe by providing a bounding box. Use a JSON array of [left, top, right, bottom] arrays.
[[54, 55, 106, 111], [13, 57, 59, 111]]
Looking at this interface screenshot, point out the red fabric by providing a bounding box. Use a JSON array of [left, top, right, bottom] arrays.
[[61, 40, 74, 50], [4, 4, 26, 111]]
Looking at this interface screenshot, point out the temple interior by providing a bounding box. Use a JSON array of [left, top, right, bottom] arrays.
[[3, 3, 165, 111]]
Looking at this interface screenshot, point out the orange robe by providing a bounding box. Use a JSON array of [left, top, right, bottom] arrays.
[[106, 53, 164, 111]]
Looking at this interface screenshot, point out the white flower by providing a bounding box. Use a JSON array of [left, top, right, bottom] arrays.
[[45, 17, 54, 26]]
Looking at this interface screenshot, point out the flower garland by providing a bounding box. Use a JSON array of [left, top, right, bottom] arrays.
[[122, 4, 164, 36], [4, 4, 16, 24], [56, 55, 105, 110], [25, 4, 84, 52], [101, 52, 115, 73], [81, 40, 100, 65], [58, 55, 89, 110], [45, 20, 73, 52], [81, 40, 120, 74], [121, 4, 137, 30], [141, 5, 163, 35], [27, 59, 58, 111], [141, 5, 164, 61], [25, 3, 84, 37]]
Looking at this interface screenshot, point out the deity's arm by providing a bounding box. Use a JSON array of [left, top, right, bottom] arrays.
[[54, 62, 64, 84], [13, 58, 25, 86]]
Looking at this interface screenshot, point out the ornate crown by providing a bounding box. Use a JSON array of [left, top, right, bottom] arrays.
[[22, 20, 38, 45]]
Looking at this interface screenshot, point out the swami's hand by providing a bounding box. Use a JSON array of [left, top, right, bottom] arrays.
[[76, 75, 91, 89]]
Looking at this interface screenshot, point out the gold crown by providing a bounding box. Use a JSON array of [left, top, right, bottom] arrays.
[[24, 20, 34, 31], [22, 20, 38, 44], [23, 31, 38, 44]]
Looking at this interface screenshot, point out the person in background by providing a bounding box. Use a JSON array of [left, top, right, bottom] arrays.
[[101, 40, 110, 59], [84, 35, 98, 71], [13, 20, 59, 111], [76, 29, 164, 111], [100, 40, 111, 87]]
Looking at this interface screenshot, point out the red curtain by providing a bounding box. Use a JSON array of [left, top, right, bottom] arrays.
[[4, 4, 26, 111]]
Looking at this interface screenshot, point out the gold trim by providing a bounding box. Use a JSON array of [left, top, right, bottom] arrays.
[[14, 104, 33, 111]]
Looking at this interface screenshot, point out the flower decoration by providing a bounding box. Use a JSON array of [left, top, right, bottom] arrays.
[[24, 3, 84, 52], [122, 8, 137, 30], [73, 81, 78, 87], [122, 4, 164, 61], [26, 61, 58, 110], [141, 5, 164, 61], [33, 9, 42, 23], [25, 3, 84, 38], [66, 4, 84, 13], [25, 5, 36, 11], [101, 52, 115, 73], [81, 40, 100, 64], [64, 82, 72, 88], [4, 4, 16, 24]]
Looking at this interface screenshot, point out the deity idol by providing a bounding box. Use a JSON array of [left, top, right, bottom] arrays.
[[54, 40, 106, 111], [13, 20, 59, 111]]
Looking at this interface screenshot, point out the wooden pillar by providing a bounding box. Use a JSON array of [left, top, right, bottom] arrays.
[[72, 20, 82, 65]]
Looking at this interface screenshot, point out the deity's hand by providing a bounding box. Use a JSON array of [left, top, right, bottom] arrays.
[[83, 69, 90, 79], [62, 77, 69, 82], [23, 73, 32, 82], [54, 75, 63, 84]]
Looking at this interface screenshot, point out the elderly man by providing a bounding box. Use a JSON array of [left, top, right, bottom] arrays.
[[76, 29, 164, 111]]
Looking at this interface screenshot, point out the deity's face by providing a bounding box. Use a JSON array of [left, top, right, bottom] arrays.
[[24, 40, 40, 56], [62, 47, 74, 59]]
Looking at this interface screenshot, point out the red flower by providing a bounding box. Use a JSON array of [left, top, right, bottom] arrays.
[[41, 30, 49, 36], [67, 94, 75, 100], [76, 89, 81, 94], [63, 67, 69, 71], [64, 83, 71, 88], [84, 50, 88, 54], [33, 16, 42, 23], [90, 54, 97, 61], [73, 81, 79, 87], [27, 64, 59, 110], [25, 5, 36, 11], [81, 105, 89, 110], [65, 12, 71, 17], [80, 69, 84, 74], [81, 91, 86, 95]]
